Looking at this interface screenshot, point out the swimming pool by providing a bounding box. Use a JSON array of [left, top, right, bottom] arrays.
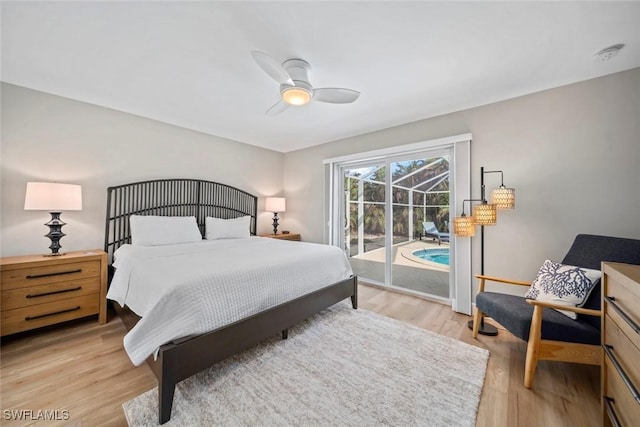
[[411, 248, 450, 265]]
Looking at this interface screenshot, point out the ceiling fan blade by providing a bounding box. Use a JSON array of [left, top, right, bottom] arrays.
[[265, 100, 289, 116], [251, 51, 294, 85], [313, 88, 360, 104]]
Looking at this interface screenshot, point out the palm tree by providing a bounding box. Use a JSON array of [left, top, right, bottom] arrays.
[[345, 157, 450, 242]]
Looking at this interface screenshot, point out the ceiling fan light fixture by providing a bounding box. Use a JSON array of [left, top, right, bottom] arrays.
[[281, 87, 312, 106], [252, 51, 359, 115]]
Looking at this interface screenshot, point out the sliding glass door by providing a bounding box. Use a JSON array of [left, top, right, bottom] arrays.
[[326, 134, 473, 313], [389, 156, 450, 299], [343, 163, 386, 284], [337, 150, 451, 301]]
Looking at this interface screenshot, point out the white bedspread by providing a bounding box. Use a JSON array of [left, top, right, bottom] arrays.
[[107, 237, 353, 366]]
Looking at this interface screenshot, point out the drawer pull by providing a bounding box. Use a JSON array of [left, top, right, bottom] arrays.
[[26, 269, 82, 279], [26, 286, 82, 298], [603, 344, 640, 404], [605, 296, 640, 336], [604, 397, 622, 427], [25, 306, 81, 321]]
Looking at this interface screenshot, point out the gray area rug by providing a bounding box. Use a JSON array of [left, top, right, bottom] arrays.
[[123, 302, 489, 426]]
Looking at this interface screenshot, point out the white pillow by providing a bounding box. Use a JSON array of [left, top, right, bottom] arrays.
[[130, 215, 202, 246], [205, 216, 250, 239], [524, 259, 601, 319]]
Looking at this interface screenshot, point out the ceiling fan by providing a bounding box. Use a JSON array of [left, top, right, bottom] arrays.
[[251, 51, 360, 116]]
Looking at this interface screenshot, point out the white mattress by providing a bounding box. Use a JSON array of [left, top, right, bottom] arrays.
[[107, 237, 353, 365]]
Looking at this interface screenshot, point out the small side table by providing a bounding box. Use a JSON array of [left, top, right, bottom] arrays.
[[259, 233, 301, 242], [0, 249, 108, 336]]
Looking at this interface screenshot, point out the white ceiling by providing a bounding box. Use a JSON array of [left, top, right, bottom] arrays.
[[2, 1, 639, 153]]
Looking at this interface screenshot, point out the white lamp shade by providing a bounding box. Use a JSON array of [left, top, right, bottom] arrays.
[[24, 182, 82, 211], [265, 197, 286, 213]]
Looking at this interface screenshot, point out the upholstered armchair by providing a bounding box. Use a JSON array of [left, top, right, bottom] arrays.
[[472, 234, 640, 388]]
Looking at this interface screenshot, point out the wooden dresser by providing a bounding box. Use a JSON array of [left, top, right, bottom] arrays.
[[259, 233, 301, 241], [1, 249, 108, 336], [601, 262, 640, 427]]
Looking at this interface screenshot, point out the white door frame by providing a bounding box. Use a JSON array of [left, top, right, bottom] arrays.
[[324, 133, 472, 315]]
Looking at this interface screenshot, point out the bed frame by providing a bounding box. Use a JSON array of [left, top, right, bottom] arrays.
[[104, 178, 357, 424]]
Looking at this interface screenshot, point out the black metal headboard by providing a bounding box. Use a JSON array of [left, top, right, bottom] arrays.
[[104, 179, 258, 264]]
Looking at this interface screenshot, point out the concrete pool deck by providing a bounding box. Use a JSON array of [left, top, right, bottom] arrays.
[[349, 239, 450, 299]]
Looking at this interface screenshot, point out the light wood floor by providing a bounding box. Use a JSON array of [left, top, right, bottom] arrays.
[[0, 284, 600, 426]]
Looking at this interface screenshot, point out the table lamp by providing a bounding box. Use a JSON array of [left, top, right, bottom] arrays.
[[24, 182, 83, 256]]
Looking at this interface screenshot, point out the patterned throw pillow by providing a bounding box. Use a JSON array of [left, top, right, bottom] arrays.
[[524, 260, 601, 319]]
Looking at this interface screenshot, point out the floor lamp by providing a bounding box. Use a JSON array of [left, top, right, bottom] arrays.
[[453, 167, 515, 336]]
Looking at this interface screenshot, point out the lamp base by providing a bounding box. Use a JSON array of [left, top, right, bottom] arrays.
[[271, 212, 280, 234], [44, 211, 66, 256], [467, 319, 498, 336]]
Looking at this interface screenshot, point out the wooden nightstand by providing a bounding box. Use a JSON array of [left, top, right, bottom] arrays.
[[0, 249, 108, 336], [260, 233, 301, 241]]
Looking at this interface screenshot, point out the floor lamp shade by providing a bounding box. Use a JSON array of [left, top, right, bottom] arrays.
[[453, 216, 475, 237], [473, 203, 497, 225], [491, 186, 515, 210], [24, 182, 82, 255]]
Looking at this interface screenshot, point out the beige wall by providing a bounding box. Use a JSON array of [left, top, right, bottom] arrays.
[[283, 68, 640, 287], [1, 83, 284, 257], [3, 68, 639, 285]]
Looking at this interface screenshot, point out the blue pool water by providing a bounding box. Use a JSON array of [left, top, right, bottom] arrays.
[[412, 248, 450, 265]]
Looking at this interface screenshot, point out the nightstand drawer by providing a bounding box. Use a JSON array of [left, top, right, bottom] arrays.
[[0, 260, 101, 290], [1, 294, 100, 336], [1, 277, 101, 310]]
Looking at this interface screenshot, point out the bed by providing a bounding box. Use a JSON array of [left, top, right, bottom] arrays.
[[103, 179, 357, 424]]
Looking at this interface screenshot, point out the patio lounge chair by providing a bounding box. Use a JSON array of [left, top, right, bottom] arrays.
[[421, 221, 449, 245]]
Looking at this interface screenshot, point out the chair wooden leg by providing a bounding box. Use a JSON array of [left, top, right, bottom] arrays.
[[524, 305, 543, 388], [472, 307, 483, 338]]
